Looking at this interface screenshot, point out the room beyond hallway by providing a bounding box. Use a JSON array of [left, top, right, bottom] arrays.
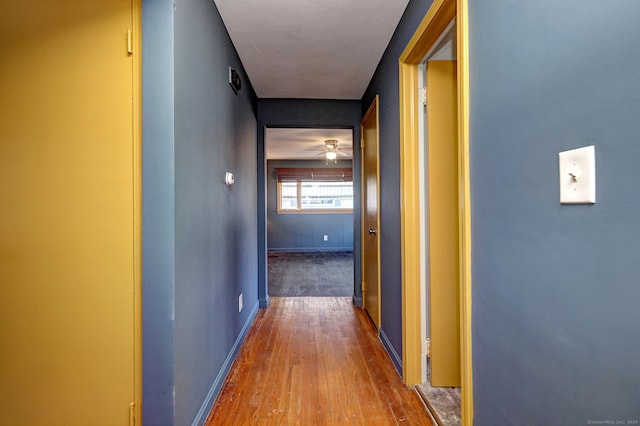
[[205, 297, 433, 425], [268, 252, 353, 297]]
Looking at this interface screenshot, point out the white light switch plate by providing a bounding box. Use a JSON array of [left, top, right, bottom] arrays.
[[559, 145, 595, 204]]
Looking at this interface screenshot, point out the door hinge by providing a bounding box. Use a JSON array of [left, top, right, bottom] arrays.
[[129, 402, 135, 426], [419, 87, 427, 107], [127, 29, 133, 55], [361, 280, 366, 293], [422, 338, 431, 358]]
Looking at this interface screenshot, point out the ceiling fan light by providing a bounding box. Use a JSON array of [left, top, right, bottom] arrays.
[[324, 139, 338, 150], [326, 151, 337, 160]]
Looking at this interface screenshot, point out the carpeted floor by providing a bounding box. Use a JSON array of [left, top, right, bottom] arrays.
[[268, 251, 354, 297]]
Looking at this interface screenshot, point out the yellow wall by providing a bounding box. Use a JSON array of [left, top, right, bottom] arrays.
[[0, 1, 139, 424]]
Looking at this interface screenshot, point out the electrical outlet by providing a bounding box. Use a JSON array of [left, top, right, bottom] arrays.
[[323, 235, 328, 241], [238, 294, 243, 313]]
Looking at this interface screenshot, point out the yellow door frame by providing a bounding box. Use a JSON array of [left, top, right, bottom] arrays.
[[399, 0, 472, 424]]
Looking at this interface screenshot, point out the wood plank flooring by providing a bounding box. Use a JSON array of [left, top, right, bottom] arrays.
[[205, 297, 433, 425]]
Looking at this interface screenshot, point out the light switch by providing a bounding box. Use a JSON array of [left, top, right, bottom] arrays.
[[558, 145, 595, 204]]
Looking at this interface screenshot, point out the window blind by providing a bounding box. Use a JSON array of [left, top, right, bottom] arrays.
[[275, 168, 353, 182]]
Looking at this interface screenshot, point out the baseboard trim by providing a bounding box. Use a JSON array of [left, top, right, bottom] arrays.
[[380, 328, 403, 376], [259, 295, 269, 308], [191, 300, 260, 426], [267, 248, 353, 253]]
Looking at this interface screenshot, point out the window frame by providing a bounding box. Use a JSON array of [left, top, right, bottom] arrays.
[[276, 168, 354, 214]]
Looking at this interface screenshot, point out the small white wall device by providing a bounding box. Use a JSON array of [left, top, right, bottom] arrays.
[[225, 172, 235, 187], [558, 145, 595, 204]]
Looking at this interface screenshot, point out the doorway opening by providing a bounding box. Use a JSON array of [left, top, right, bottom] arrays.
[[415, 19, 462, 425], [399, 0, 472, 424], [264, 128, 356, 299]]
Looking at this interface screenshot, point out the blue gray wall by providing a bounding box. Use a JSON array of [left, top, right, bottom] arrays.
[[143, 0, 259, 424], [360, 0, 433, 372], [257, 99, 362, 306], [469, 1, 640, 424], [267, 160, 354, 252]]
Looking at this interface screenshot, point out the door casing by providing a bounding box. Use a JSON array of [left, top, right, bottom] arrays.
[[399, 0, 472, 424]]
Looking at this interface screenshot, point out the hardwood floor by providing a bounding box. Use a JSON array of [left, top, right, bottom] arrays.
[[205, 297, 433, 425]]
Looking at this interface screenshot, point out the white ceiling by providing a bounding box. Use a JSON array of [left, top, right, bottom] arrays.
[[214, 0, 410, 99], [266, 128, 353, 160]]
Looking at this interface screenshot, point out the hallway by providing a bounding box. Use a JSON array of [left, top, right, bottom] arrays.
[[205, 297, 432, 425]]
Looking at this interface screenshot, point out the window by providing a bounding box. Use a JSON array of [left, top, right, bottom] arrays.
[[276, 168, 353, 214]]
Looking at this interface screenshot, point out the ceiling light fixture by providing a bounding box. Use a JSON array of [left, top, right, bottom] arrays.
[[324, 139, 339, 164], [324, 140, 338, 151]]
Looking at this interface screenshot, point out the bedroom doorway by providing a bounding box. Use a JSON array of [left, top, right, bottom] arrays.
[[265, 128, 355, 298], [399, 0, 472, 424]]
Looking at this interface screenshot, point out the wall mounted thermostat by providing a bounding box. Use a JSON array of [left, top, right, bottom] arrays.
[[558, 145, 595, 204], [225, 172, 235, 187]]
